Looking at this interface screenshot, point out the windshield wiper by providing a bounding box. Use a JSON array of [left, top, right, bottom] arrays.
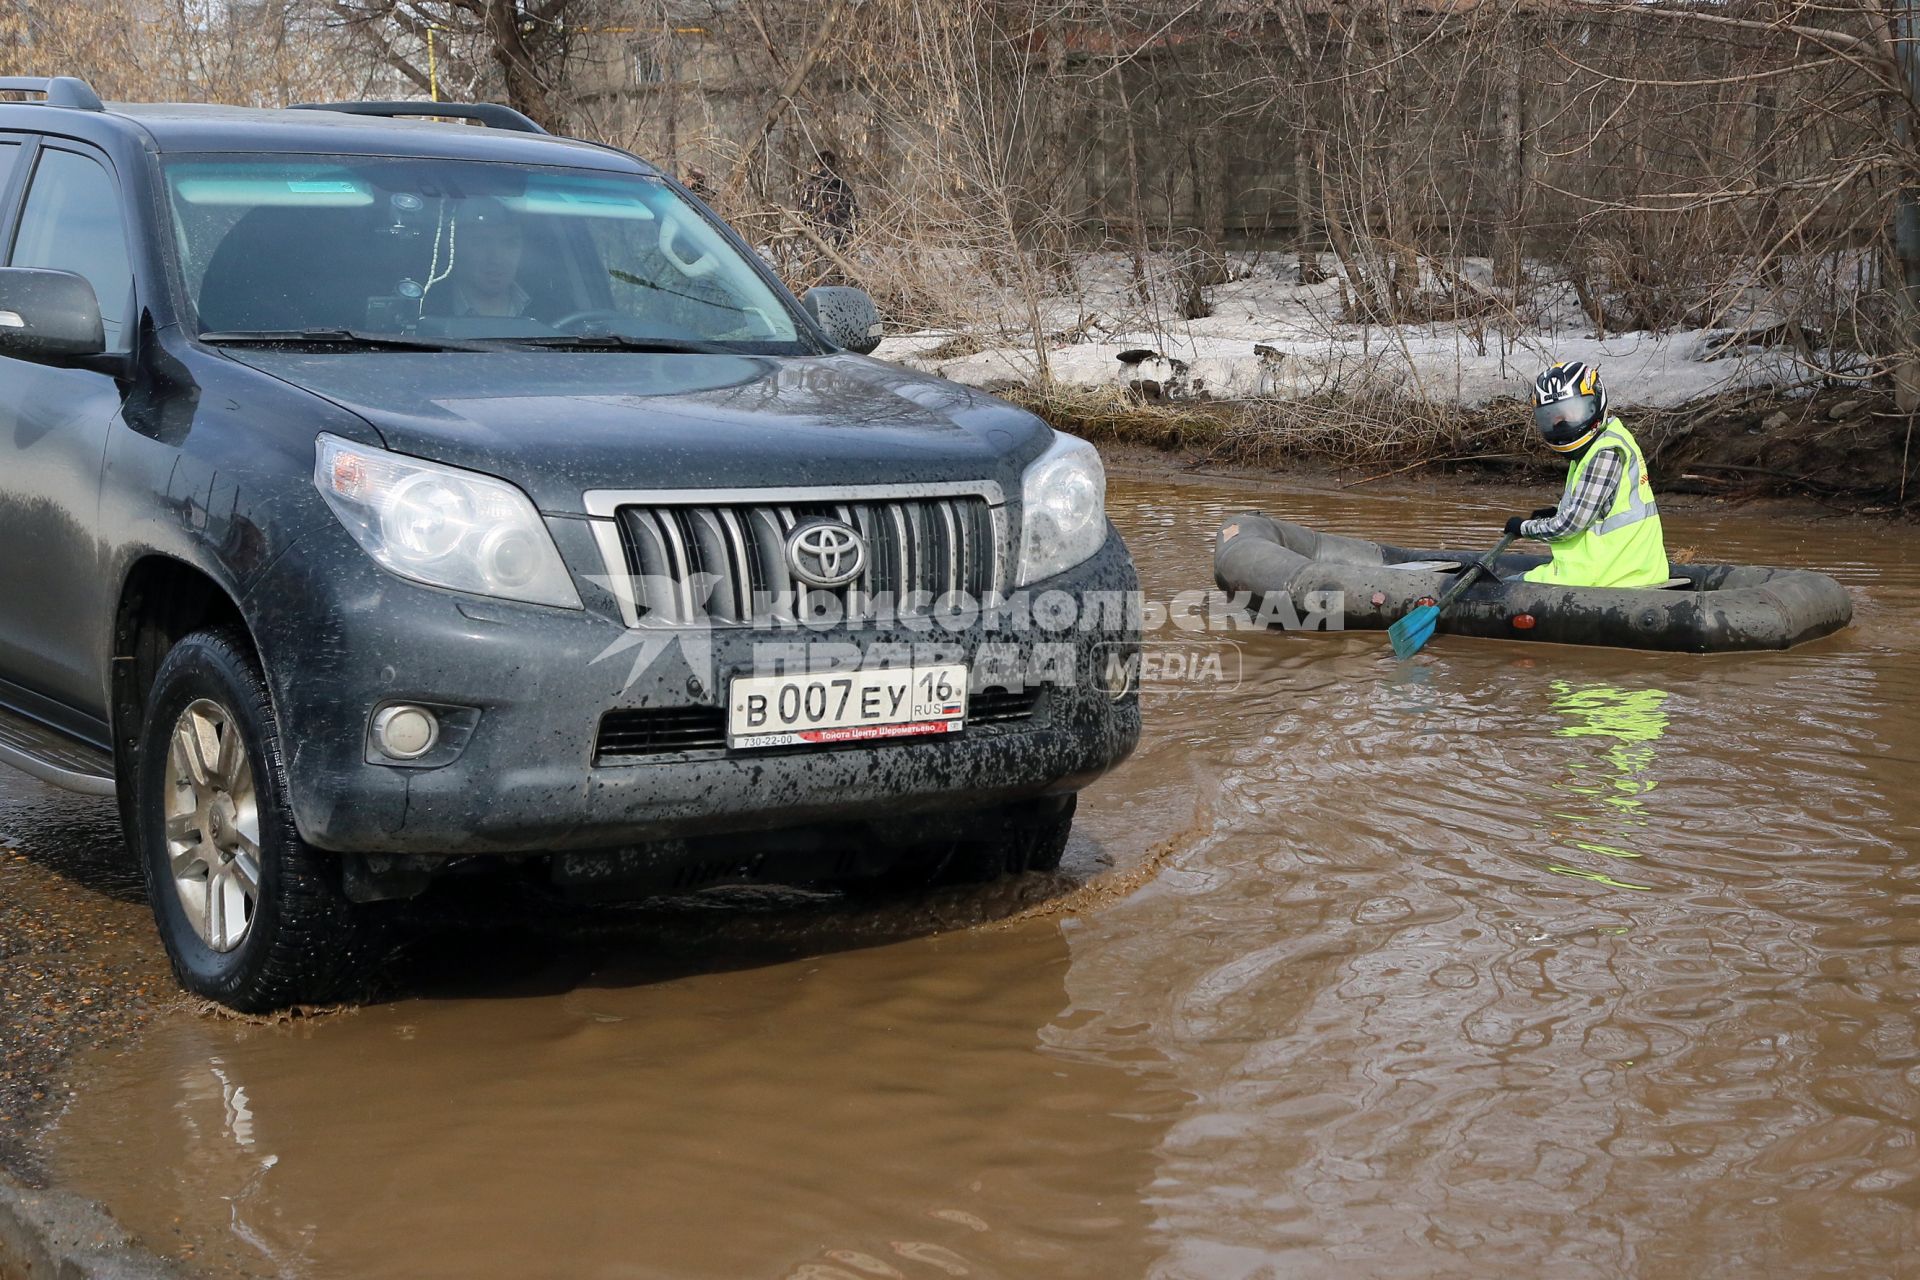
[[506, 334, 734, 354], [199, 328, 499, 353]]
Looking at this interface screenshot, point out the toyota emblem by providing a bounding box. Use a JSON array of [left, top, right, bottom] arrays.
[[785, 519, 867, 588]]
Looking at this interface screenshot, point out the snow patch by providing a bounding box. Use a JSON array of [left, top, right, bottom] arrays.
[[870, 251, 1814, 410]]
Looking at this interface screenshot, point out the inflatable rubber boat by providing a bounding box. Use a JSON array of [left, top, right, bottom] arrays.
[[1213, 513, 1852, 653]]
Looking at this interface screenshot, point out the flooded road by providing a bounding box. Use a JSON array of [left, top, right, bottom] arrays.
[[26, 475, 1920, 1278]]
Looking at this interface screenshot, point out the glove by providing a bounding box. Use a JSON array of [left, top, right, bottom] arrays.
[[1531, 506, 1557, 520], [1504, 515, 1528, 538]]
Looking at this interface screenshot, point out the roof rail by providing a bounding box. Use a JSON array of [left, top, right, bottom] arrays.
[[0, 76, 105, 112], [288, 101, 547, 135]]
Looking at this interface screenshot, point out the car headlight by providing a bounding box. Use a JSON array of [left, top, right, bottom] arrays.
[[1017, 431, 1107, 586], [315, 435, 582, 609]]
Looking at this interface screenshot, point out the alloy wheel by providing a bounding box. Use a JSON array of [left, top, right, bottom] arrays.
[[163, 697, 261, 952]]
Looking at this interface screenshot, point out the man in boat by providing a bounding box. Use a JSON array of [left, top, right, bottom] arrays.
[[1504, 361, 1670, 589]]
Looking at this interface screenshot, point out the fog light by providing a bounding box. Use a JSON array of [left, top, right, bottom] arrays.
[[372, 704, 440, 760]]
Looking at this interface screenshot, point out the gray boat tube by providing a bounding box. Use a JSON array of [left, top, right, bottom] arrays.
[[1213, 512, 1853, 653]]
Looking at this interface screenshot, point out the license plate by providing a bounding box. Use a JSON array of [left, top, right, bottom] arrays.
[[728, 664, 967, 750]]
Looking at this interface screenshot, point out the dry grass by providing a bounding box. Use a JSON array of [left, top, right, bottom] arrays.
[[1005, 385, 1233, 454], [1011, 383, 1541, 473], [1011, 380, 1911, 507]]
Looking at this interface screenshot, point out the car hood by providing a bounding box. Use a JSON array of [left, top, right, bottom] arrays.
[[225, 350, 1050, 514]]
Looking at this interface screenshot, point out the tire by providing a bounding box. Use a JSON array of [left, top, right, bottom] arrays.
[[135, 628, 371, 1011], [937, 795, 1076, 884], [1017, 797, 1074, 874], [853, 796, 1077, 894]]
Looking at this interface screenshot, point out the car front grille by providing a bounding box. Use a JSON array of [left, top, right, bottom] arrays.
[[607, 494, 1000, 626], [594, 685, 1043, 764], [594, 706, 728, 759], [968, 686, 1043, 725]]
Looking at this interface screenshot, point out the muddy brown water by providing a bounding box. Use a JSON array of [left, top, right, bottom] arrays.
[[20, 476, 1920, 1279]]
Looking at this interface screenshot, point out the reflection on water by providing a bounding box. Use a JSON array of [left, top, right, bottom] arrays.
[[46, 474, 1920, 1279], [1544, 682, 1669, 888], [57, 924, 1185, 1280]]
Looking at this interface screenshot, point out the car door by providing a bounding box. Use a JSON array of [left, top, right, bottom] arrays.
[[0, 139, 135, 721]]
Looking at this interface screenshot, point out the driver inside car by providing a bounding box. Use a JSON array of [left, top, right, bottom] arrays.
[[430, 197, 529, 318]]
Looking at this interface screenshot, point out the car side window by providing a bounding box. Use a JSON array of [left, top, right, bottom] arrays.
[[0, 143, 22, 207], [10, 147, 135, 351]]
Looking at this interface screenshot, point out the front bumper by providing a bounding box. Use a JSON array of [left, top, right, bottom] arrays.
[[246, 524, 1140, 855]]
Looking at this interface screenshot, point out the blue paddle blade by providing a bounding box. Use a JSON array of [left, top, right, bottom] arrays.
[[1388, 604, 1439, 660]]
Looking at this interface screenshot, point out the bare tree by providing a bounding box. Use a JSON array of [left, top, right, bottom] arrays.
[[330, 0, 595, 126], [4, 0, 1909, 432], [0, 0, 375, 104]]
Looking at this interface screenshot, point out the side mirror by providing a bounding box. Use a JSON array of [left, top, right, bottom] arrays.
[[0, 268, 106, 365], [803, 286, 882, 355]]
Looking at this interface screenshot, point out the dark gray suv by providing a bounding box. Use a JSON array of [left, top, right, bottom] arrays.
[[0, 78, 1140, 1010]]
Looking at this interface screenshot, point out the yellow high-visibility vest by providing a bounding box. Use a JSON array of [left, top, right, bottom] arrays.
[[1524, 419, 1669, 589]]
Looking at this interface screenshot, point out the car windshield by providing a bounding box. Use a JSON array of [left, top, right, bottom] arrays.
[[162, 154, 811, 353]]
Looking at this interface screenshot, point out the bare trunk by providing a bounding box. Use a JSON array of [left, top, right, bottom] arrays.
[[1319, 138, 1371, 320], [487, 0, 556, 127], [1186, 2, 1228, 289], [1293, 107, 1325, 284], [1108, 58, 1152, 305], [1894, 0, 1920, 410], [1037, 15, 1074, 286], [1376, 0, 1416, 316], [1187, 134, 1228, 285], [1493, 32, 1526, 290], [722, 0, 855, 197]]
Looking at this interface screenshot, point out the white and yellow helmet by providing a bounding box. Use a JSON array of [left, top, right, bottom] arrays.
[[1532, 361, 1606, 453]]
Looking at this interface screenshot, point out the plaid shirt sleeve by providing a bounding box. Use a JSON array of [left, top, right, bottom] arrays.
[[1520, 448, 1623, 543]]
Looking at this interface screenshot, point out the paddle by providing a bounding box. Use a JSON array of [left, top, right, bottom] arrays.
[[1388, 531, 1518, 660]]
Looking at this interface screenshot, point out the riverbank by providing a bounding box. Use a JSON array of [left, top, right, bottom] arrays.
[[1018, 384, 1916, 514], [870, 247, 1909, 510]]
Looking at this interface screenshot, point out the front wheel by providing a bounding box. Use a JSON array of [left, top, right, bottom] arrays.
[[850, 796, 1077, 895], [135, 629, 372, 1011], [936, 795, 1076, 884]]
